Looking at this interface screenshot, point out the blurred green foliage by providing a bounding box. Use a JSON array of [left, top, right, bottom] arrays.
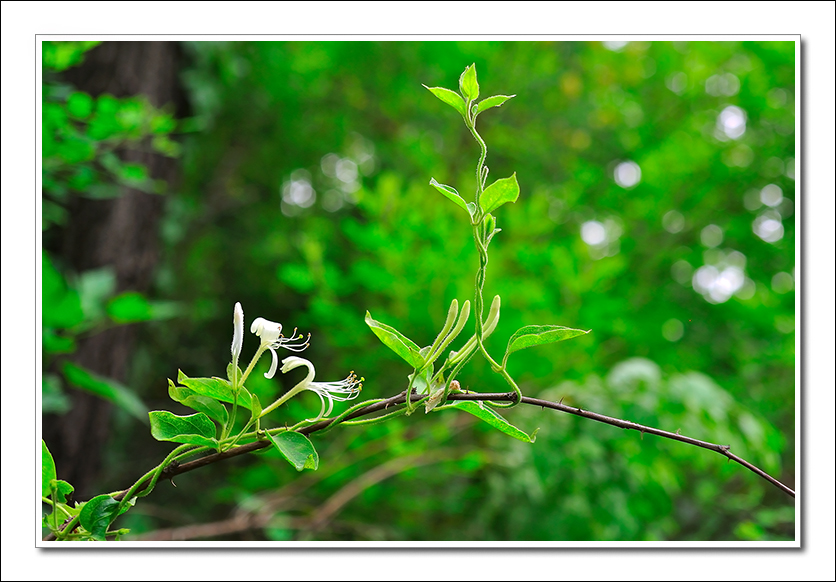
[[42, 43, 180, 229], [41, 43, 181, 417], [45, 40, 795, 541]]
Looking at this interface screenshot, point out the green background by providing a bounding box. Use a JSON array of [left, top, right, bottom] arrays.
[[42, 40, 795, 541]]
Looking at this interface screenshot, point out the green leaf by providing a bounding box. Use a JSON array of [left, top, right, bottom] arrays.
[[42, 251, 84, 329], [365, 311, 425, 369], [78, 494, 119, 541], [167, 379, 228, 426], [503, 324, 590, 367], [42, 440, 57, 497], [177, 370, 253, 410], [447, 401, 538, 443], [423, 85, 467, 119], [429, 178, 473, 216], [484, 213, 496, 237], [480, 173, 520, 215], [42, 328, 76, 354], [266, 431, 319, 471], [106, 292, 152, 323], [459, 63, 480, 101], [54, 480, 74, 504], [67, 91, 94, 119], [149, 410, 219, 448], [62, 362, 148, 424], [42, 41, 101, 72], [250, 393, 263, 420], [475, 94, 515, 116], [43, 441, 72, 507], [106, 292, 181, 323], [181, 395, 228, 426]]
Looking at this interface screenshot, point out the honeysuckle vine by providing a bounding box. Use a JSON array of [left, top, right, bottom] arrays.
[[368, 64, 589, 417], [41, 64, 794, 542]]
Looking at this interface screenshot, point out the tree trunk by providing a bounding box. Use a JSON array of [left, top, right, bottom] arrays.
[[43, 41, 184, 498]]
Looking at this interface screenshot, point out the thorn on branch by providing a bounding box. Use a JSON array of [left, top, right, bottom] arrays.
[[676, 428, 681, 435], [162, 459, 180, 486], [558, 396, 565, 406]]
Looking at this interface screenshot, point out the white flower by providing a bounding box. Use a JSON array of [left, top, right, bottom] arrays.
[[250, 317, 311, 378], [276, 356, 363, 421]]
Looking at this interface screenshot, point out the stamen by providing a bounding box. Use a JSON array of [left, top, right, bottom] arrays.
[[277, 331, 311, 353]]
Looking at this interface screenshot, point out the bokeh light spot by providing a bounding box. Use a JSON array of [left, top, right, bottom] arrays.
[[613, 161, 641, 188], [717, 105, 747, 140], [723, 143, 754, 167], [743, 188, 762, 211], [335, 158, 358, 183], [771, 271, 794, 294], [753, 211, 784, 243], [766, 88, 788, 108], [281, 169, 316, 215], [775, 315, 794, 334], [581, 221, 607, 246], [705, 73, 740, 97], [735, 278, 756, 300], [662, 319, 684, 342], [693, 265, 745, 303], [663, 210, 685, 233], [603, 41, 629, 52], [785, 157, 795, 180], [700, 224, 724, 248], [666, 72, 687, 94], [760, 184, 783, 207]]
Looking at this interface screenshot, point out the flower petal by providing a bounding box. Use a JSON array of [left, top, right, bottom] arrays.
[[265, 347, 279, 379], [310, 388, 328, 422], [251, 317, 283, 344]]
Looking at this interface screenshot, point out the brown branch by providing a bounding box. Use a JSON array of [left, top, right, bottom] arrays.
[[44, 387, 794, 540], [119, 389, 795, 500]]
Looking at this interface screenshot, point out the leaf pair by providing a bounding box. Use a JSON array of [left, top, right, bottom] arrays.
[[366, 298, 470, 375], [148, 415, 319, 473], [150, 370, 260, 450], [429, 173, 520, 219], [423, 63, 515, 123]]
